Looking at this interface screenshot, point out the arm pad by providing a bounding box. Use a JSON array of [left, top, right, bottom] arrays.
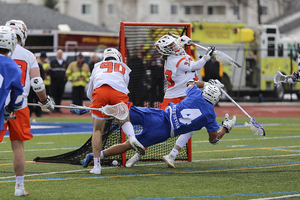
[[30, 77, 45, 92]]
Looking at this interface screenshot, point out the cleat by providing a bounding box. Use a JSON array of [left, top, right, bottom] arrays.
[[81, 153, 94, 168], [162, 154, 175, 168], [129, 137, 146, 155], [125, 153, 142, 167], [89, 166, 101, 174], [15, 183, 29, 196]]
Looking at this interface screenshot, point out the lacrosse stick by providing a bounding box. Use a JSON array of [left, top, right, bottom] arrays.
[[219, 88, 265, 136], [168, 32, 242, 68], [273, 71, 300, 87], [27, 102, 129, 121]]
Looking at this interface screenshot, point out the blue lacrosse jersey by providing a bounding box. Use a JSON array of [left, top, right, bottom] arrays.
[[0, 55, 24, 130], [129, 85, 219, 147], [167, 85, 220, 137]]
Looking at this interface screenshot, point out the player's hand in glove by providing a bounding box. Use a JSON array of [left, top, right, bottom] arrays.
[[178, 35, 192, 47], [208, 79, 224, 90], [286, 71, 299, 84], [38, 95, 55, 112], [222, 113, 236, 133], [4, 106, 14, 123], [203, 46, 215, 62], [69, 104, 90, 115]]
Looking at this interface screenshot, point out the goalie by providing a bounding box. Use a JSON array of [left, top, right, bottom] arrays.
[[80, 80, 237, 170]]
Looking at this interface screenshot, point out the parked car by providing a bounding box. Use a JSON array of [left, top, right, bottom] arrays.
[[34, 52, 102, 99]]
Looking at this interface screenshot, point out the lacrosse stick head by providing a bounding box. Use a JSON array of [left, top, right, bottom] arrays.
[[244, 118, 265, 136], [274, 71, 287, 87], [214, 51, 241, 68], [102, 102, 129, 121]]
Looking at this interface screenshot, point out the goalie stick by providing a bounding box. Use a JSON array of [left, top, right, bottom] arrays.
[[168, 32, 242, 68], [27, 102, 129, 121], [219, 88, 265, 136]]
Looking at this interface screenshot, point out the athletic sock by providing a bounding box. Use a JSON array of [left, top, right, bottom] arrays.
[[15, 175, 24, 185], [121, 121, 135, 139], [94, 157, 100, 167], [169, 148, 179, 159], [100, 151, 105, 158]]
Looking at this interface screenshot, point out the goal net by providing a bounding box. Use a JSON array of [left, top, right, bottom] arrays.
[[33, 22, 192, 167]]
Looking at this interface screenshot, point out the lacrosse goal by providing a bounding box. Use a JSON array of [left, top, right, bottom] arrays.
[[33, 22, 192, 166]]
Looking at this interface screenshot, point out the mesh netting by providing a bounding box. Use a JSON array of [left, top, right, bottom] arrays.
[[33, 23, 191, 166]]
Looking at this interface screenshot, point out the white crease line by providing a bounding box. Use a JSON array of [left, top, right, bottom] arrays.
[[1, 153, 300, 180]]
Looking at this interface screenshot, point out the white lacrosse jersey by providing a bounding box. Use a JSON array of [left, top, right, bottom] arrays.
[[87, 60, 131, 101], [164, 53, 204, 98], [6, 44, 39, 109]]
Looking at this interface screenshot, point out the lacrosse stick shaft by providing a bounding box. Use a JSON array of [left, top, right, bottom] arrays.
[[219, 88, 251, 119], [27, 103, 99, 111]]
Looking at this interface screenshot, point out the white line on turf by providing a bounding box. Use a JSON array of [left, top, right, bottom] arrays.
[[248, 194, 300, 200], [1, 153, 300, 180]]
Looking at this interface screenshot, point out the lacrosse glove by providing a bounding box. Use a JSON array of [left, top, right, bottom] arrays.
[[4, 106, 13, 123], [69, 104, 90, 115], [203, 46, 216, 62], [208, 79, 224, 90], [222, 113, 236, 133], [178, 35, 192, 47], [38, 95, 55, 112]]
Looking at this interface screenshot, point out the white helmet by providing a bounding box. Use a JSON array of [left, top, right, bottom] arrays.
[[0, 26, 17, 55], [103, 48, 123, 62], [154, 35, 184, 55], [202, 85, 221, 105], [5, 19, 28, 46]]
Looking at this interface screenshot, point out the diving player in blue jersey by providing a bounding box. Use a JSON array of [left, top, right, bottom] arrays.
[[0, 26, 24, 131], [80, 80, 236, 169]]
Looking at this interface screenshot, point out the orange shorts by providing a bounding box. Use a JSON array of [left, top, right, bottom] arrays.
[[160, 97, 185, 111], [91, 85, 130, 118], [0, 106, 33, 142]]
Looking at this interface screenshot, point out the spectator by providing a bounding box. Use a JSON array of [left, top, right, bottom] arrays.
[[65, 52, 91, 106], [50, 49, 68, 113], [127, 48, 145, 106], [89, 53, 99, 72], [147, 51, 164, 108], [37, 51, 51, 96], [28, 62, 45, 117]]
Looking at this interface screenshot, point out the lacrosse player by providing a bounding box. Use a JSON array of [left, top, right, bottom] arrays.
[[0, 26, 24, 131], [85, 47, 145, 174], [0, 20, 54, 196], [80, 81, 236, 168], [134, 34, 218, 168]]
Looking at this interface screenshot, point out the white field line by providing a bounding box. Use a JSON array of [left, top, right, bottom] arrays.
[[1, 136, 300, 153], [1, 153, 300, 180], [248, 194, 300, 200], [192, 135, 300, 143]]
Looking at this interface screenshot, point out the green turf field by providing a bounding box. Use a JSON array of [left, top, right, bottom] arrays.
[[1, 117, 300, 200]]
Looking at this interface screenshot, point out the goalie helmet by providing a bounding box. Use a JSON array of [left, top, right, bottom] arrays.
[[5, 19, 28, 47], [0, 26, 17, 55], [103, 48, 123, 62], [154, 35, 184, 55], [202, 85, 221, 105]]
